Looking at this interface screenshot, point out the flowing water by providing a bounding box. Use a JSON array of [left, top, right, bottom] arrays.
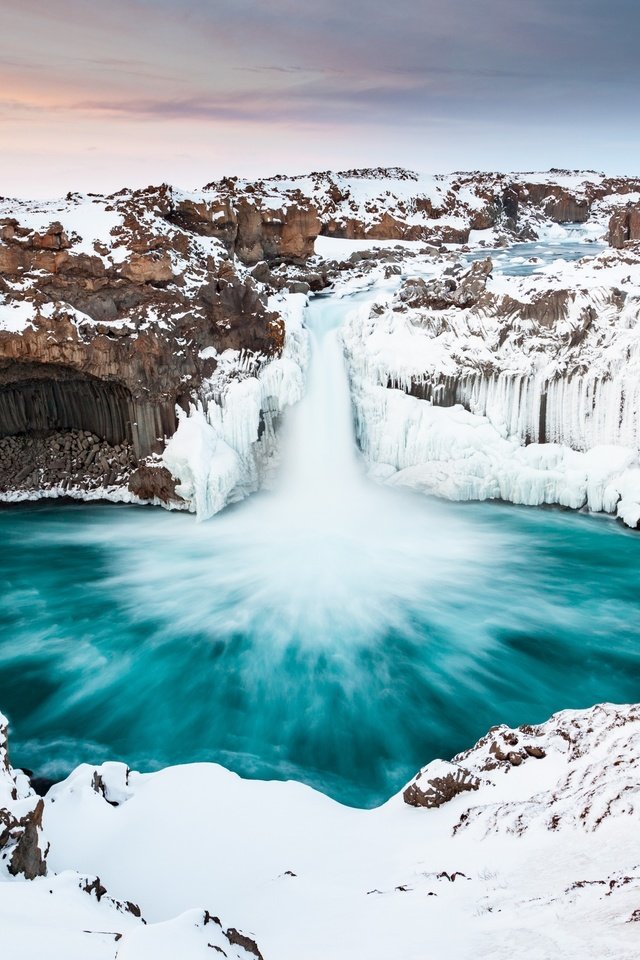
[[464, 224, 607, 275], [1, 279, 640, 808]]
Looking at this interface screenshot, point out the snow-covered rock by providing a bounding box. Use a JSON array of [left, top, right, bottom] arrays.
[[342, 245, 640, 527], [2, 168, 640, 521], [0, 711, 48, 880]]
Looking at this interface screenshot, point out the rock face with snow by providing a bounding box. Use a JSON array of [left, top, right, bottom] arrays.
[[407, 703, 640, 840], [608, 203, 640, 248], [0, 185, 305, 508], [3, 166, 640, 520], [340, 233, 640, 527], [0, 712, 48, 880], [203, 167, 640, 246]]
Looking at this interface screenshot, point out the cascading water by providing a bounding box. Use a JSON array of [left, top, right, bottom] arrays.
[[195, 292, 487, 649], [277, 297, 364, 506], [2, 280, 640, 807]]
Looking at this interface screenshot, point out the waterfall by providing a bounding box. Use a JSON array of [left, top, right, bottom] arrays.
[[278, 295, 364, 505]]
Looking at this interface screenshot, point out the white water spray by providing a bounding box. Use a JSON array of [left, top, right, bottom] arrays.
[[84, 292, 499, 659]]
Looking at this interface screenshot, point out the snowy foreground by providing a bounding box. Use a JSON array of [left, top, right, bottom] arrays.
[[1, 704, 639, 960]]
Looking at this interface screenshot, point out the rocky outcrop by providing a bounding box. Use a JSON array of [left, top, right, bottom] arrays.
[[0, 712, 48, 879], [403, 761, 480, 808], [396, 257, 493, 311], [4, 798, 47, 880], [514, 179, 590, 223], [0, 429, 136, 495], [201, 167, 640, 247], [608, 203, 640, 248], [175, 182, 321, 264], [0, 186, 290, 502], [404, 703, 640, 827], [127, 463, 182, 503]]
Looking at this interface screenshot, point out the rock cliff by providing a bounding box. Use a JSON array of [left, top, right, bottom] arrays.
[[0, 185, 295, 504], [2, 167, 640, 512]]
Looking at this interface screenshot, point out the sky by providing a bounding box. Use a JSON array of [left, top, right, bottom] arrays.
[[1, 0, 638, 197]]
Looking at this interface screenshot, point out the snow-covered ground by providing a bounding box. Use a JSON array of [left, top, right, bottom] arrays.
[[2, 703, 639, 960]]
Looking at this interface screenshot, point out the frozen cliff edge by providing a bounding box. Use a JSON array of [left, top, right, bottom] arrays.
[[162, 293, 308, 519], [1, 702, 639, 959], [341, 241, 640, 528], [2, 168, 640, 519]]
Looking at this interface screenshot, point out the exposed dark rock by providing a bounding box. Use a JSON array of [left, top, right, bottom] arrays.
[[396, 258, 492, 311], [203, 912, 264, 960], [128, 463, 182, 503], [175, 186, 321, 265], [0, 429, 138, 495], [608, 204, 640, 248], [5, 799, 47, 880], [83, 876, 108, 901], [403, 764, 480, 808], [225, 927, 264, 960]]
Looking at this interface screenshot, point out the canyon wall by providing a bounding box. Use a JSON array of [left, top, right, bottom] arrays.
[[2, 167, 640, 514]]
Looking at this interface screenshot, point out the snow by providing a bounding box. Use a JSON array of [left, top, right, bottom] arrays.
[[512, 171, 604, 189], [0, 297, 37, 333], [2, 703, 638, 960], [0, 872, 143, 960], [314, 235, 427, 259], [0, 195, 125, 260], [162, 404, 244, 518]]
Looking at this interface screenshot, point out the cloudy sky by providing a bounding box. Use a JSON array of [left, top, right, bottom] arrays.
[[1, 0, 638, 196]]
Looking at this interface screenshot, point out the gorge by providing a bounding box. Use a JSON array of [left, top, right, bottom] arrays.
[[1, 168, 640, 959]]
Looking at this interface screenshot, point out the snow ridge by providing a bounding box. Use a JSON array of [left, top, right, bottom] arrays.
[[2, 704, 639, 959]]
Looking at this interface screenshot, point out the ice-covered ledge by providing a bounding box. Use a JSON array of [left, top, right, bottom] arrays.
[[341, 243, 640, 528], [1, 702, 639, 959]]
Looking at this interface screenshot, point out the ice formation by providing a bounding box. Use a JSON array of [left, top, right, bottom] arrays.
[[340, 239, 640, 527], [162, 293, 308, 518]]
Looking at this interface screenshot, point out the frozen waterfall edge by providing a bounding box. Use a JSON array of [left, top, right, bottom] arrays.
[[162, 293, 309, 519]]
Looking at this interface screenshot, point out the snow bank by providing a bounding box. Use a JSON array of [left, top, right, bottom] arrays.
[[0, 703, 632, 960], [0, 297, 38, 333]]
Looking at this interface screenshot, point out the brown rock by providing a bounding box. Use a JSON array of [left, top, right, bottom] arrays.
[[6, 798, 47, 880], [31, 222, 72, 251], [608, 204, 640, 248], [120, 252, 174, 284], [403, 764, 480, 808], [128, 464, 182, 504]]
